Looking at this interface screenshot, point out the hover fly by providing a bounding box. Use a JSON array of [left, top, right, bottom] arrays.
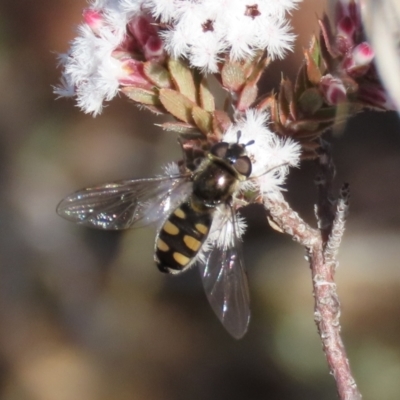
[[57, 134, 254, 338]]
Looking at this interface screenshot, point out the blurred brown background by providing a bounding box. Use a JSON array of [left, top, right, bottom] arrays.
[[0, 1, 399, 399]]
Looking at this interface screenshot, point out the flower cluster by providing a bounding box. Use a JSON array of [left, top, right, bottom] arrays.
[[319, 0, 396, 110], [55, 0, 300, 115], [55, 0, 164, 115], [149, 0, 299, 72], [260, 0, 399, 162], [54, 1, 303, 252]]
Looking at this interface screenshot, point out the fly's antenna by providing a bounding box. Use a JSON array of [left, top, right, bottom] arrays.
[[236, 130, 254, 148]]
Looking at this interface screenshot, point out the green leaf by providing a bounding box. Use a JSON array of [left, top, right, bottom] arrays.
[[192, 106, 212, 134], [168, 58, 197, 103], [294, 65, 309, 101], [199, 78, 215, 112], [298, 88, 324, 115], [309, 36, 321, 68], [143, 62, 172, 88], [221, 62, 246, 91], [159, 88, 195, 123], [290, 120, 320, 133], [247, 55, 270, 85], [121, 87, 160, 105], [304, 49, 322, 85], [161, 122, 197, 134], [237, 83, 258, 111]]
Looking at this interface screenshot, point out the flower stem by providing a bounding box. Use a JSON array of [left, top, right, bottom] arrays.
[[265, 184, 361, 399], [310, 241, 362, 400]]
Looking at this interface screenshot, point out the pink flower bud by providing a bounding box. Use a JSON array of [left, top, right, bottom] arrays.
[[340, 42, 374, 78], [127, 15, 165, 61], [143, 35, 165, 61], [83, 9, 104, 35], [352, 42, 374, 67], [335, 16, 357, 54], [334, 1, 364, 57], [337, 16, 356, 38], [117, 58, 153, 89], [335, 0, 361, 31], [320, 75, 347, 105]]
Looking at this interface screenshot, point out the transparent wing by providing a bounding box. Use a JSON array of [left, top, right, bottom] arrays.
[[57, 175, 192, 230], [198, 206, 250, 339], [361, 0, 400, 112]]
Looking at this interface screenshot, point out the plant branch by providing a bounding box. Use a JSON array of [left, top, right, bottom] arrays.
[[310, 237, 361, 400], [324, 183, 350, 269], [265, 184, 361, 399]]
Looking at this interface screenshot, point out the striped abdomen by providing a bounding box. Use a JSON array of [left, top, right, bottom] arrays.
[[155, 201, 212, 273]]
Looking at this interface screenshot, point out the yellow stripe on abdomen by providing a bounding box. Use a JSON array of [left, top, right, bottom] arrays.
[[183, 235, 202, 252], [173, 252, 190, 266], [163, 221, 179, 235], [195, 223, 209, 235], [157, 238, 169, 252], [173, 208, 186, 219]]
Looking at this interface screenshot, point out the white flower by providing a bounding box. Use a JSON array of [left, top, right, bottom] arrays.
[[56, 0, 300, 112], [55, 3, 130, 115], [55, 0, 159, 115], [223, 109, 301, 199], [147, 0, 300, 71], [203, 208, 248, 252], [198, 109, 301, 253]]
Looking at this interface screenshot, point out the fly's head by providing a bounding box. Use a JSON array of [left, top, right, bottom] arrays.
[[209, 132, 254, 180]]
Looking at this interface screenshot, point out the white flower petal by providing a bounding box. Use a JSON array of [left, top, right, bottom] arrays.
[[223, 108, 301, 199]]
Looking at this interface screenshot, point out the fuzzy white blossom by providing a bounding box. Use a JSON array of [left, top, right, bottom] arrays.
[[55, 0, 159, 115], [55, 0, 300, 114], [149, 0, 300, 72], [206, 208, 248, 251], [55, 8, 126, 114], [223, 109, 301, 199], [199, 109, 301, 253]]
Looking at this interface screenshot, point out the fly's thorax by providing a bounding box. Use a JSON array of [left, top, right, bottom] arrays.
[[192, 158, 240, 207], [155, 201, 213, 274]]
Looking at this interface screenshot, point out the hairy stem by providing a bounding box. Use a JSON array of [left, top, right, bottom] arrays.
[[310, 241, 361, 400], [265, 193, 361, 400]]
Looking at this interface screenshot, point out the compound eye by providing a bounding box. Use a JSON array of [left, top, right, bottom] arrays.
[[210, 142, 229, 158], [234, 156, 252, 177]]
